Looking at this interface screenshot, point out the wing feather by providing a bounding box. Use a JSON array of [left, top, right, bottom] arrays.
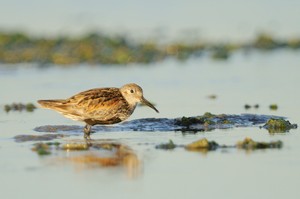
[[38, 87, 133, 124]]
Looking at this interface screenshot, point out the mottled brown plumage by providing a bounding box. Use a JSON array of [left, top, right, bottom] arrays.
[[38, 83, 159, 139]]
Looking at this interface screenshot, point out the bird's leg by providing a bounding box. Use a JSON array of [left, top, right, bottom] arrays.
[[83, 124, 92, 140]]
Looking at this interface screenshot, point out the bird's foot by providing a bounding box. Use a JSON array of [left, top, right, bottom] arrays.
[[84, 137, 92, 146], [84, 133, 91, 140], [83, 124, 92, 140]]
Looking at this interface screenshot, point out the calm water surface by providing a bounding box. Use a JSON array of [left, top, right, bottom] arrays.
[[0, 50, 300, 199]]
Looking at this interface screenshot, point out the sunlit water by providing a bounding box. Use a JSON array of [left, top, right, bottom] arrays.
[[0, 50, 300, 199]]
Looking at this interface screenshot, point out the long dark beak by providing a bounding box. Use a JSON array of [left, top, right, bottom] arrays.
[[141, 97, 159, 113]]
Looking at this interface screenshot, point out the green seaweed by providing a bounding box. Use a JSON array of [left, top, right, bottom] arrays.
[[4, 103, 37, 112], [207, 94, 217, 100], [0, 31, 299, 65], [269, 104, 278, 110], [176, 112, 212, 126], [221, 119, 232, 124], [176, 116, 200, 127], [211, 46, 230, 60], [175, 112, 231, 128], [236, 137, 283, 150], [244, 104, 251, 110], [32, 143, 51, 155], [155, 137, 282, 152], [244, 104, 259, 110], [287, 38, 300, 49], [46, 142, 61, 146], [262, 118, 297, 133], [203, 112, 216, 118], [25, 103, 36, 112], [155, 140, 176, 150], [185, 138, 219, 151], [4, 105, 11, 112], [254, 33, 278, 50]]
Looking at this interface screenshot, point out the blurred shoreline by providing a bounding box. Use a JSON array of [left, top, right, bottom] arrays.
[[0, 31, 299, 66]]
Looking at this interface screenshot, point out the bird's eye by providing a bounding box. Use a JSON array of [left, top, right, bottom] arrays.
[[130, 89, 134, 93]]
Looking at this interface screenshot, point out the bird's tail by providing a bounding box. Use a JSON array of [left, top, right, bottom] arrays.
[[38, 99, 82, 121]]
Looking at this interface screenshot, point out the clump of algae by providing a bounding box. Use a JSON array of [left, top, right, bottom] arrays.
[[175, 112, 233, 129], [262, 118, 297, 133], [185, 138, 219, 151], [155, 140, 176, 150], [4, 103, 37, 112], [236, 137, 282, 150]]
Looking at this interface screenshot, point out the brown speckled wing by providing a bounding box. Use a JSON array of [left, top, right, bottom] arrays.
[[62, 88, 132, 124]]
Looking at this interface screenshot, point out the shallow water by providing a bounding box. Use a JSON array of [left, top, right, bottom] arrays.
[[1, 0, 300, 42], [1, 50, 300, 199]]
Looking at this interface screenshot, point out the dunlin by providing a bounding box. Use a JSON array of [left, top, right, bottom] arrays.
[[38, 83, 159, 139]]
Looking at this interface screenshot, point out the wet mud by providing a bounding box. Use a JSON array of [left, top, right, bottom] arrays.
[[34, 113, 292, 134]]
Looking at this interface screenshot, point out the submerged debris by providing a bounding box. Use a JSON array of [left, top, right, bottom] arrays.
[[244, 104, 252, 110], [207, 94, 217, 100], [156, 137, 283, 152], [244, 104, 260, 110], [254, 33, 284, 50], [211, 46, 231, 60], [155, 140, 176, 150], [46, 142, 61, 146], [14, 134, 65, 142], [4, 103, 36, 112], [175, 112, 216, 127], [155, 138, 283, 153], [236, 137, 283, 150], [269, 104, 278, 110], [262, 118, 297, 133], [185, 138, 219, 151], [32, 143, 52, 155], [175, 112, 234, 131]]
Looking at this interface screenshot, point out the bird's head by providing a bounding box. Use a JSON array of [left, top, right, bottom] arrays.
[[120, 83, 159, 113]]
